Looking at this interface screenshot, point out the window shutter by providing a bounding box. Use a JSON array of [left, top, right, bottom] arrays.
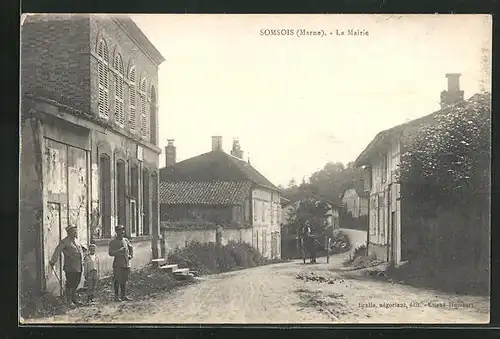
[[97, 40, 109, 119], [114, 54, 125, 126], [139, 78, 148, 140], [129, 67, 136, 131]]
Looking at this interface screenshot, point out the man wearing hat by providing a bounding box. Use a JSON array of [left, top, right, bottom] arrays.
[[108, 225, 134, 301], [49, 224, 87, 307]]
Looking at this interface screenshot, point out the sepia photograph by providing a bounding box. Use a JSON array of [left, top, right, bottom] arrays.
[[19, 13, 491, 324]]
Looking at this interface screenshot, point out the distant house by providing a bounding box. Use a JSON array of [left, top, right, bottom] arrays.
[[280, 197, 341, 231], [159, 136, 282, 259], [353, 73, 466, 265], [341, 187, 368, 218]]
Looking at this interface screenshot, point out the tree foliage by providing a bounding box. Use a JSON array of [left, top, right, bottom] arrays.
[[282, 161, 364, 205], [397, 93, 490, 277], [284, 198, 334, 238], [398, 93, 491, 207]]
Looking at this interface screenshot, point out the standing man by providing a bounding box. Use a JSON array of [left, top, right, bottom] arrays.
[[49, 225, 86, 307], [108, 225, 134, 301], [301, 221, 311, 264]]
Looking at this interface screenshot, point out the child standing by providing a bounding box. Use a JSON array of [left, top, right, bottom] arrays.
[[84, 243, 100, 303]]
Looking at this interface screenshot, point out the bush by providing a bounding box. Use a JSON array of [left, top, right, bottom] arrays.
[[168, 241, 219, 275], [343, 246, 378, 268], [353, 244, 367, 258], [329, 231, 351, 254], [167, 240, 268, 275]]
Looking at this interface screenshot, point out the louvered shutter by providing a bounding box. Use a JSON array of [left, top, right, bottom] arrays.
[[97, 40, 109, 119], [129, 67, 136, 132]]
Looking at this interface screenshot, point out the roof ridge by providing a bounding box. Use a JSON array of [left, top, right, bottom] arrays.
[[354, 92, 486, 166]]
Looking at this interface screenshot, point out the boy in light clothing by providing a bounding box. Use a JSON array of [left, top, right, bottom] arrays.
[[84, 243, 100, 303]]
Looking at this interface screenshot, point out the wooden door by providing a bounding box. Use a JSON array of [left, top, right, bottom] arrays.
[[67, 146, 88, 246], [43, 139, 69, 295]]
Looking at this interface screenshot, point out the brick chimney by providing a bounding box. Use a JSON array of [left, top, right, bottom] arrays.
[[211, 136, 223, 151], [165, 139, 176, 167], [230, 138, 244, 159], [440, 73, 464, 108]]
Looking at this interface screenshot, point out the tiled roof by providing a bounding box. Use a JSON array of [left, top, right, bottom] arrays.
[[159, 181, 252, 205], [159, 150, 279, 191]]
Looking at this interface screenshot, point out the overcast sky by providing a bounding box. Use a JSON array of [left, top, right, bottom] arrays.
[[131, 14, 491, 187]]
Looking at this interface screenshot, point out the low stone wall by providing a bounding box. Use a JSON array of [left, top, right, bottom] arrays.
[[340, 228, 367, 255], [159, 222, 254, 256], [94, 237, 153, 278], [368, 242, 388, 262]]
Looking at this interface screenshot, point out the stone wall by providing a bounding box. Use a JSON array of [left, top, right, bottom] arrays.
[[159, 223, 254, 257], [95, 238, 153, 278]]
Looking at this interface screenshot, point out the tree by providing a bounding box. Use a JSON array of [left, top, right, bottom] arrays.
[[398, 93, 491, 207], [397, 93, 490, 273]]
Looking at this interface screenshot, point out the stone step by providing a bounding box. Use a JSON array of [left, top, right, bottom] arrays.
[[173, 268, 190, 275], [175, 272, 195, 281], [160, 264, 178, 272], [151, 258, 166, 267]]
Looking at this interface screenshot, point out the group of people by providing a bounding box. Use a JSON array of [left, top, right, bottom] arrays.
[[49, 224, 134, 307]]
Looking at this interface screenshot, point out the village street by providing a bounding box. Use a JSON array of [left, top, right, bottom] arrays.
[[25, 231, 489, 324]]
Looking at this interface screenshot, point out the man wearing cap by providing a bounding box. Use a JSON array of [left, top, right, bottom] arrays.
[[108, 225, 134, 301], [49, 225, 87, 307]]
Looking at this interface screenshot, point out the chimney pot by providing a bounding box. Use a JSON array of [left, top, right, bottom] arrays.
[[230, 137, 244, 159], [165, 139, 176, 167], [211, 136, 223, 151], [440, 73, 464, 108]]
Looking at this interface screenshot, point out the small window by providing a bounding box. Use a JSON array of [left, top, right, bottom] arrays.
[[253, 200, 257, 221], [381, 155, 388, 183]]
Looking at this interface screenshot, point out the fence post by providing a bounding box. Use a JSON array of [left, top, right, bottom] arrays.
[[326, 236, 330, 264], [160, 227, 166, 259]]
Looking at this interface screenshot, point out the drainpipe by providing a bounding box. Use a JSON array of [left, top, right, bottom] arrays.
[[366, 166, 371, 256], [387, 183, 392, 264]]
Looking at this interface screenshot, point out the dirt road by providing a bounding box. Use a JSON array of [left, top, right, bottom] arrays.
[[25, 254, 489, 324]]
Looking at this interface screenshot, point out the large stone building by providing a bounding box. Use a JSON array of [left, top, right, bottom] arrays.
[[19, 14, 165, 300]]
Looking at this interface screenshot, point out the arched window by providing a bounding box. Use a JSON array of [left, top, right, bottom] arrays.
[[97, 40, 109, 119], [99, 154, 111, 238], [128, 66, 137, 132], [129, 164, 139, 237], [116, 159, 126, 228], [139, 78, 148, 140], [114, 53, 125, 126], [149, 85, 157, 145], [142, 168, 150, 236]]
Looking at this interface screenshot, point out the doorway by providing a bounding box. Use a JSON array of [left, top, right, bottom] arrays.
[[43, 138, 89, 294]]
